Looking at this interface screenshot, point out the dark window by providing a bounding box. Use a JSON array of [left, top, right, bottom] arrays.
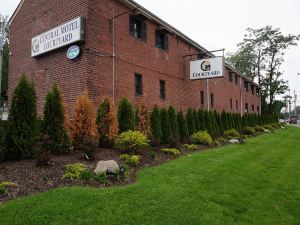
[[211, 93, 214, 107], [235, 75, 239, 85], [236, 100, 238, 111], [245, 103, 249, 113], [129, 15, 147, 41], [257, 106, 260, 113], [229, 73, 233, 82], [244, 81, 249, 92], [256, 88, 260, 96], [252, 105, 255, 113], [160, 80, 166, 99], [135, 74, 143, 96], [200, 91, 205, 106], [230, 98, 233, 110], [155, 30, 169, 51], [251, 85, 255, 94]]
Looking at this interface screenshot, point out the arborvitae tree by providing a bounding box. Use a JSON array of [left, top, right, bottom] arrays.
[[6, 75, 39, 159], [150, 105, 162, 145], [43, 83, 71, 154], [204, 110, 213, 134], [215, 110, 224, 135], [193, 109, 200, 132], [221, 111, 229, 131], [177, 110, 189, 142], [209, 111, 220, 137], [228, 113, 234, 130], [198, 109, 206, 131], [136, 103, 151, 137], [70, 90, 98, 147], [118, 98, 135, 133], [160, 108, 174, 144], [96, 97, 119, 147], [186, 108, 196, 135], [168, 106, 180, 141]]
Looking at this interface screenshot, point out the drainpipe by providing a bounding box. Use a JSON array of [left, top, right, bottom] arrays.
[[206, 79, 210, 111], [112, 0, 116, 103], [240, 77, 243, 116]]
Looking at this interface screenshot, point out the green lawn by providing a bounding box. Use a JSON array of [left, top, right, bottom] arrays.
[[1, 127, 300, 225]]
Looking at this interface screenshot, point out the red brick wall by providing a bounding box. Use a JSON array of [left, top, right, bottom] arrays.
[[9, 0, 261, 116]]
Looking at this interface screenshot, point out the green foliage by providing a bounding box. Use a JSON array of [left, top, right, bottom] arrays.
[[6, 75, 39, 159], [191, 131, 213, 146], [94, 173, 108, 184], [150, 105, 162, 145], [78, 138, 98, 161], [43, 83, 71, 154], [241, 127, 256, 135], [217, 137, 227, 144], [80, 170, 95, 181], [115, 131, 149, 154], [198, 109, 206, 131], [62, 163, 88, 180], [186, 108, 196, 135], [203, 111, 213, 134], [118, 98, 135, 133], [263, 125, 273, 131], [193, 109, 200, 132], [254, 125, 265, 133], [182, 144, 198, 151], [0, 182, 16, 195], [209, 111, 220, 137], [177, 110, 189, 142], [0, 122, 7, 162], [120, 154, 141, 167], [224, 129, 240, 139], [161, 148, 181, 157], [168, 106, 180, 141], [160, 108, 174, 144]]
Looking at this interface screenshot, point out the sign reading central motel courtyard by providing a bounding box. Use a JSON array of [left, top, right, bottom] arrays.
[[190, 57, 225, 80], [31, 17, 85, 57]]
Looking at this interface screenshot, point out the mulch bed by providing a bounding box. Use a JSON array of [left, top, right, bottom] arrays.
[[0, 145, 211, 203]]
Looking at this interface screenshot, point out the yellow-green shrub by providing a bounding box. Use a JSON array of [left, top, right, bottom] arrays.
[[115, 131, 149, 154], [191, 131, 213, 146], [120, 154, 141, 167], [62, 163, 88, 180], [0, 182, 16, 194], [241, 127, 256, 135], [224, 129, 240, 139], [182, 144, 198, 151], [161, 148, 181, 157]]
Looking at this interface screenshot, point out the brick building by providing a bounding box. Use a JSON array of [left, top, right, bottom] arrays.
[[8, 0, 261, 115]]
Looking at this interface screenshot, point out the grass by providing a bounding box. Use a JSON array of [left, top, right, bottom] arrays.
[[1, 127, 300, 225]]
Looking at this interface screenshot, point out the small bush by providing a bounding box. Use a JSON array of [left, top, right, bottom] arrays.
[[0, 182, 16, 195], [62, 163, 88, 180], [120, 154, 141, 167], [224, 129, 240, 139], [263, 125, 273, 131], [0, 124, 6, 162], [94, 173, 108, 184], [34, 135, 53, 166], [161, 148, 181, 157], [241, 127, 256, 135], [78, 137, 98, 161], [118, 98, 135, 133], [182, 144, 198, 151], [212, 140, 221, 146], [115, 131, 149, 154], [191, 131, 213, 146], [217, 137, 227, 144], [117, 164, 129, 181], [254, 125, 264, 133], [80, 169, 95, 181]]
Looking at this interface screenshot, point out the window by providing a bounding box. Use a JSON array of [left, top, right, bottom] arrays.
[[230, 98, 233, 110], [129, 15, 147, 41], [251, 85, 255, 95], [256, 88, 260, 96], [200, 91, 205, 106], [252, 105, 255, 113], [235, 75, 239, 85], [244, 81, 249, 92], [135, 74, 143, 96], [160, 80, 166, 99], [236, 100, 238, 111], [245, 103, 249, 113], [257, 106, 260, 113], [229, 73, 233, 82], [155, 30, 169, 51], [211, 93, 214, 107]]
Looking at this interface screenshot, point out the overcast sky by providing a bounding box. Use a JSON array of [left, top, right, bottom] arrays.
[[1, 0, 300, 105]]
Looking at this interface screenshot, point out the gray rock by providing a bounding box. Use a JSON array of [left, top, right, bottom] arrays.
[[94, 160, 119, 175], [229, 139, 240, 144], [264, 129, 271, 133]]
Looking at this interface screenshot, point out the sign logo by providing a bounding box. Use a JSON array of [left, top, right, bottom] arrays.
[[32, 39, 40, 54], [190, 57, 225, 80], [67, 45, 81, 60]]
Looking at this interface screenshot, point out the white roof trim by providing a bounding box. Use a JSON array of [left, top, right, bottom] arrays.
[[8, 0, 25, 27]]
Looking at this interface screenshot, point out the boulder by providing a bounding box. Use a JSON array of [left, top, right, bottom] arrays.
[[228, 139, 239, 144], [94, 160, 119, 175], [264, 129, 271, 133]]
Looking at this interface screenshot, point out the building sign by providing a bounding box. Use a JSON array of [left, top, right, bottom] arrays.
[[67, 45, 81, 60], [190, 57, 225, 80], [31, 17, 85, 57]]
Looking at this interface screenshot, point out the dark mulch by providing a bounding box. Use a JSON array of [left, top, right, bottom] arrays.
[[0, 144, 213, 203]]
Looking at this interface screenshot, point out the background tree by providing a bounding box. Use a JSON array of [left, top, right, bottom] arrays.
[[96, 97, 119, 147], [6, 75, 39, 159], [0, 15, 9, 101], [43, 83, 71, 154], [227, 26, 299, 114], [118, 98, 135, 133]]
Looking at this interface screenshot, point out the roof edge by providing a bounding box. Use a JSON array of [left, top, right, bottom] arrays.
[[8, 0, 25, 27]]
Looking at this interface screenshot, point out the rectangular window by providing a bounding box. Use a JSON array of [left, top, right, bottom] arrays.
[[230, 98, 233, 110], [256, 88, 260, 96], [200, 91, 205, 106], [245, 103, 249, 113], [257, 106, 260, 113], [251, 85, 255, 95], [160, 80, 166, 99], [129, 15, 147, 41], [229, 73, 233, 82], [252, 105, 255, 113], [244, 81, 249, 92], [211, 93, 214, 107], [235, 75, 238, 85], [135, 74, 143, 96], [155, 30, 169, 51], [236, 100, 238, 111]]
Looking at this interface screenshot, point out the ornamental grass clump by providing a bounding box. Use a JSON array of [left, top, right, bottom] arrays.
[[241, 127, 256, 135], [62, 163, 88, 180], [161, 148, 181, 157], [120, 154, 141, 167], [0, 182, 16, 195], [115, 131, 149, 154], [191, 131, 213, 146], [182, 144, 198, 151], [224, 129, 240, 139]]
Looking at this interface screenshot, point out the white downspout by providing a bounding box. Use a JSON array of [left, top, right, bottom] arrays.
[[112, 0, 116, 103]]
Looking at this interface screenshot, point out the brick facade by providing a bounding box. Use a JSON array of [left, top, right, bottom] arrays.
[[8, 0, 261, 116]]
